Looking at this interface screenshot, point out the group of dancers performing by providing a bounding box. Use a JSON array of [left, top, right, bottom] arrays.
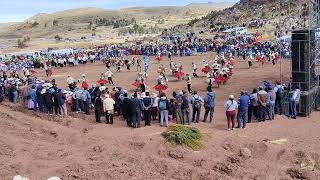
[[42, 44, 283, 97], [123, 52, 236, 94]]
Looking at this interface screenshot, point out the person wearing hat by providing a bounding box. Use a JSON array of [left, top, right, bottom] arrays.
[[203, 87, 216, 123], [103, 94, 115, 124], [224, 95, 238, 131]]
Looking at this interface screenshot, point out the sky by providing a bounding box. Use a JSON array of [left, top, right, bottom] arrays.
[[0, 0, 237, 23]]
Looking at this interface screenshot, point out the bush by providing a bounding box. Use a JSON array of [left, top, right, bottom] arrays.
[[162, 124, 204, 150]]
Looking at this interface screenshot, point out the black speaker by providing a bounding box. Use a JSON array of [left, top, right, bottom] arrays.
[[298, 86, 320, 116], [291, 30, 317, 91]]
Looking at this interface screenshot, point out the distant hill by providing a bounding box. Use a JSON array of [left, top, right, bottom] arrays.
[[0, 3, 233, 39], [166, 0, 307, 40]]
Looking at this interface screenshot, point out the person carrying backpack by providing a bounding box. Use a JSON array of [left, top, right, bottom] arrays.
[[158, 93, 170, 127], [181, 90, 191, 125], [191, 91, 203, 123], [203, 87, 215, 123]]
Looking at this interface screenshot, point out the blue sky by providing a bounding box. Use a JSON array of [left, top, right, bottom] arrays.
[[0, 0, 237, 23]]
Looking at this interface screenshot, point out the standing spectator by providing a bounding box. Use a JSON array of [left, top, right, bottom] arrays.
[[158, 93, 170, 127], [191, 91, 203, 123], [274, 82, 284, 115], [103, 94, 115, 124], [73, 89, 83, 113], [36, 87, 45, 112], [10, 83, 18, 104], [93, 91, 103, 123], [54, 89, 67, 117], [131, 92, 143, 128], [0, 81, 4, 103], [224, 95, 238, 131], [43, 89, 54, 115], [81, 87, 91, 115], [151, 93, 159, 121], [181, 90, 191, 125], [29, 85, 37, 110], [53, 87, 61, 115], [289, 85, 300, 119], [173, 91, 183, 124], [248, 88, 258, 123], [237, 91, 250, 128], [203, 87, 215, 123], [257, 87, 268, 122], [267, 87, 276, 120], [122, 93, 133, 127], [141, 91, 153, 126]]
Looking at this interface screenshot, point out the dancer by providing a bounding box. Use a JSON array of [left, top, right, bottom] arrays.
[[185, 73, 192, 93], [156, 51, 163, 63], [201, 60, 211, 74], [175, 62, 184, 80], [81, 74, 89, 89], [192, 62, 198, 78], [136, 57, 142, 72], [154, 75, 168, 93], [97, 72, 108, 85]]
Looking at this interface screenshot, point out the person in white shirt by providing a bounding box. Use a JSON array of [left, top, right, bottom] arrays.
[[105, 69, 114, 85], [103, 94, 115, 124], [289, 86, 300, 119], [192, 62, 198, 77], [224, 95, 238, 131]]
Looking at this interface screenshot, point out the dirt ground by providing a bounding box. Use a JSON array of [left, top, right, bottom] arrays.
[[1, 53, 320, 180]]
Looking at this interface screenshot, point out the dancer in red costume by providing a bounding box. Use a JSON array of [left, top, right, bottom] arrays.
[[175, 63, 185, 80], [154, 75, 168, 93]]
